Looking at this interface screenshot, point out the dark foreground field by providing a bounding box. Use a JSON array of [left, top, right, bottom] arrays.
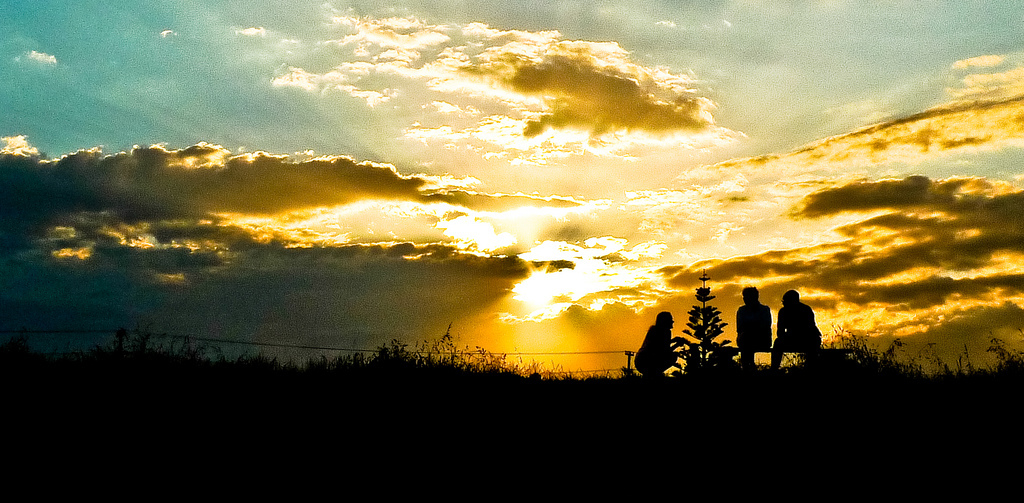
[[7, 333, 1022, 485], [5, 332, 1021, 430]]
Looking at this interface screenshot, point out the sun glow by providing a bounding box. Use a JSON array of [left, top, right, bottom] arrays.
[[435, 214, 516, 252], [509, 237, 665, 320], [512, 268, 577, 307]]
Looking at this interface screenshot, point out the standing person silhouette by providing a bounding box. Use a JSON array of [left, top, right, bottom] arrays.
[[772, 290, 822, 370], [736, 287, 772, 371], [635, 311, 678, 377]]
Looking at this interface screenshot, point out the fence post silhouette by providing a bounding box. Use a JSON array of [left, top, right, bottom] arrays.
[[116, 327, 127, 356]]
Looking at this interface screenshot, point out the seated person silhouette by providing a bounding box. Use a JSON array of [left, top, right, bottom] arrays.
[[772, 290, 822, 370], [736, 287, 772, 370], [635, 311, 678, 377]]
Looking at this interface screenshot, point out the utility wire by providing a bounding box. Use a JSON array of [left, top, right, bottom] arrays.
[[1, 329, 634, 358]]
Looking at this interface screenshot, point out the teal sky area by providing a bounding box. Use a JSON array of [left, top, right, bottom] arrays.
[[6, 1, 1019, 159], [3, 1, 1024, 372]]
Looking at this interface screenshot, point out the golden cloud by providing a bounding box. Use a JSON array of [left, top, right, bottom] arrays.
[[712, 94, 1024, 174], [952, 55, 1005, 69], [1, 135, 40, 156], [467, 40, 715, 137], [330, 16, 451, 50]]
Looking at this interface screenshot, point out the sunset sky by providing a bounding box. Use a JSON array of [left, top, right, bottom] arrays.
[[3, 1, 1024, 372]]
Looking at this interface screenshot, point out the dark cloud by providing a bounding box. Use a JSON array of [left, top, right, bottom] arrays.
[[0, 144, 589, 252], [132, 241, 532, 350], [796, 175, 1002, 217], [2, 235, 533, 353], [0, 145, 428, 223], [798, 175, 1024, 269]]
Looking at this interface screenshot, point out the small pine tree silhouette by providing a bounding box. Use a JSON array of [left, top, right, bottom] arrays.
[[671, 271, 735, 373]]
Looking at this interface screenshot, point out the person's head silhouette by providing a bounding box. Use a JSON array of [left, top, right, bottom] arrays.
[[655, 311, 673, 329], [782, 290, 800, 306], [742, 287, 760, 305]]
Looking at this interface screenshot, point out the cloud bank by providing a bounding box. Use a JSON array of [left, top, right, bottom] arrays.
[[269, 16, 730, 166]]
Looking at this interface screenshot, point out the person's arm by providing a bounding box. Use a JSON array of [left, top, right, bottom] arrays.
[[762, 305, 773, 340], [806, 305, 822, 340]]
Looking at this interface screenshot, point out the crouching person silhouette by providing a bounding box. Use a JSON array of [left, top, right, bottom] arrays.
[[635, 311, 678, 377], [771, 290, 822, 370], [736, 287, 772, 371]]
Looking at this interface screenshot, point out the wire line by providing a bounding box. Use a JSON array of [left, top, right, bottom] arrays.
[[1, 329, 634, 358]]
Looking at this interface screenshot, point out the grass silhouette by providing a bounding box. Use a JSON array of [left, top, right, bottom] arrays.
[[5, 325, 1023, 466], [5, 325, 1024, 386], [4, 325, 1023, 434], [8, 327, 1024, 397]]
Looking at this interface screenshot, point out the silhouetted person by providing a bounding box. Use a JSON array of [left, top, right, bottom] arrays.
[[736, 287, 771, 370], [771, 290, 822, 370], [635, 311, 678, 377]]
